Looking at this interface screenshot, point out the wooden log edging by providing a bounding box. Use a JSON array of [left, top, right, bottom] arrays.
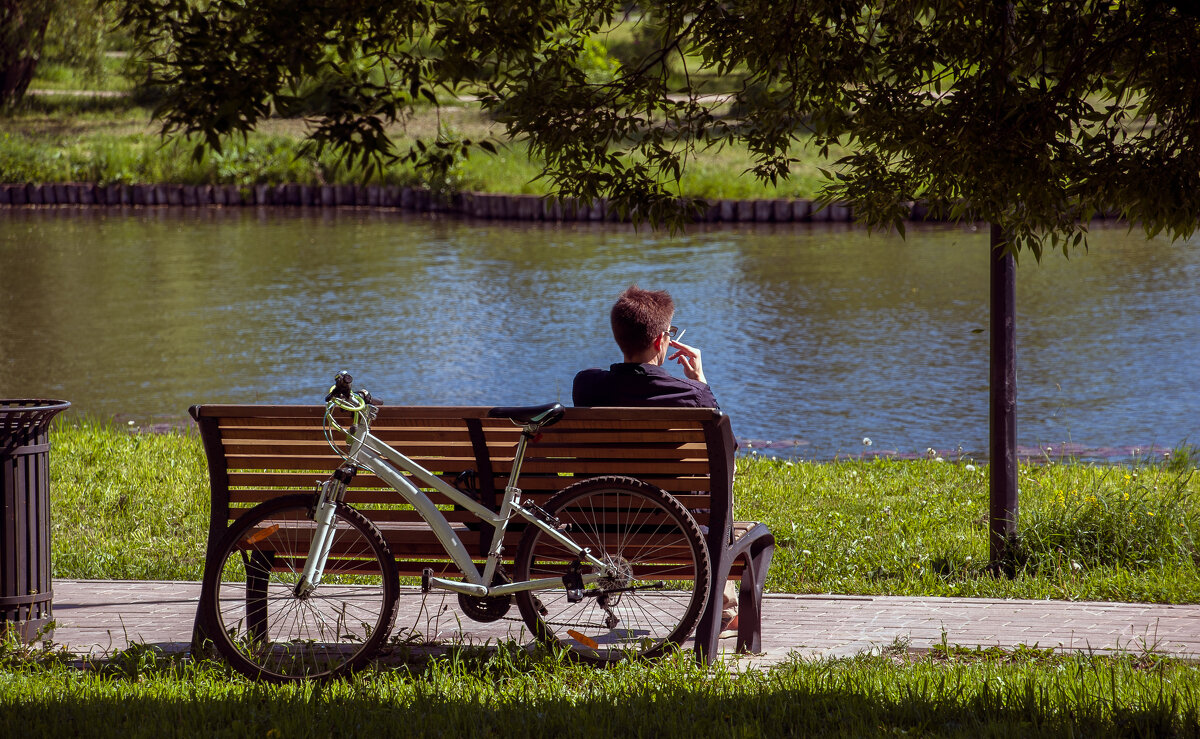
[[0, 181, 959, 224]]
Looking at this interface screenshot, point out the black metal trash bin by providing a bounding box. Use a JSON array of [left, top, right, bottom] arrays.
[[1, 399, 69, 642]]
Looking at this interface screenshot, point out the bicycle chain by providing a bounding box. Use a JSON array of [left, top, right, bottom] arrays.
[[415, 588, 607, 631], [496, 613, 608, 630]]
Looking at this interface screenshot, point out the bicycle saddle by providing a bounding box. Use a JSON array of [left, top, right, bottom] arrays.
[[487, 402, 565, 428]]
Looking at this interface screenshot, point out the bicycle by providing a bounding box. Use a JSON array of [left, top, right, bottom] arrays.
[[199, 371, 712, 681]]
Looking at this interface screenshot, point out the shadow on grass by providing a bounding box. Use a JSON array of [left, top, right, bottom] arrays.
[[2, 643, 1198, 738]]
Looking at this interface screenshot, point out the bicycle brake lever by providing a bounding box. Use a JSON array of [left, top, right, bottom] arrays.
[[361, 389, 383, 407]]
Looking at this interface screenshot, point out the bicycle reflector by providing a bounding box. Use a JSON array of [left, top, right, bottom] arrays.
[[567, 630, 600, 649]]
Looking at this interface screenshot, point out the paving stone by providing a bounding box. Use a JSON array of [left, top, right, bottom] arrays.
[[45, 581, 1200, 666]]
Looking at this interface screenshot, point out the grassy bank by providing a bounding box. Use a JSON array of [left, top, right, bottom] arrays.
[[2, 643, 1198, 738], [48, 423, 1200, 602], [1, 106, 832, 199], [2, 97, 835, 199]]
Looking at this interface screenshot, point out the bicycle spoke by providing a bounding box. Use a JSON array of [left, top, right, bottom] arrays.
[[202, 496, 397, 681], [514, 476, 710, 664]]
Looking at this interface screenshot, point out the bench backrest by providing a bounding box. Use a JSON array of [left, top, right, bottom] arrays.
[[190, 405, 737, 578]]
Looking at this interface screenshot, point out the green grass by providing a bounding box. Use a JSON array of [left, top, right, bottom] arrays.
[[0, 109, 835, 198], [29, 54, 136, 93], [738, 454, 1200, 602], [48, 424, 1200, 603], [0, 126, 427, 189], [1, 640, 1197, 738], [49, 421, 209, 581]]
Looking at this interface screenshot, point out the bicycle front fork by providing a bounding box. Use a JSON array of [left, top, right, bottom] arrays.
[[295, 465, 355, 597]]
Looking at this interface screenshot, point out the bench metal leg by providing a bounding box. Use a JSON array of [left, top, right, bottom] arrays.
[[693, 584, 723, 665], [735, 535, 775, 653], [245, 550, 274, 641], [695, 528, 776, 664]]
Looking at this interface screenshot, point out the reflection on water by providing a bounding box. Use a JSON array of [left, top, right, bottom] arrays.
[[1, 207, 1197, 460]]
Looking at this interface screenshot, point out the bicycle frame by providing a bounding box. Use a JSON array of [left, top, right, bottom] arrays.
[[315, 400, 610, 599]]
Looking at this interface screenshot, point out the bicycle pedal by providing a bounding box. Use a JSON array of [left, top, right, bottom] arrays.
[[421, 568, 433, 593]]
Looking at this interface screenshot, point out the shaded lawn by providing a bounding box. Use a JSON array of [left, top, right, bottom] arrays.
[[1, 644, 1198, 739]]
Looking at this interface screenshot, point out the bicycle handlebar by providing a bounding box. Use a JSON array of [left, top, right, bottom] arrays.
[[323, 371, 377, 466], [324, 370, 382, 412], [324, 370, 355, 403]]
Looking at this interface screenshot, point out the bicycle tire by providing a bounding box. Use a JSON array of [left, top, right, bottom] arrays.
[[199, 494, 399, 681], [513, 476, 711, 664]]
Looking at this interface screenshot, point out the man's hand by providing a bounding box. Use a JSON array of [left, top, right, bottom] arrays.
[[668, 340, 707, 384]]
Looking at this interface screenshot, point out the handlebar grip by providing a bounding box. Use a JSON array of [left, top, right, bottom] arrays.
[[324, 370, 354, 403]]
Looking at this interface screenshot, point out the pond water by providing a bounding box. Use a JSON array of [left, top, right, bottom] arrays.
[[2, 207, 1197, 460]]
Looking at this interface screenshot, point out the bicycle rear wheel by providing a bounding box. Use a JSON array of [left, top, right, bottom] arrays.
[[199, 494, 398, 681], [513, 476, 711, 664]]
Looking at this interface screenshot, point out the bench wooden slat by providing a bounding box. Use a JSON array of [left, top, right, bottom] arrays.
[[200, 405, 495, 420], [217, 426, 706, 445], [507, 475, 714, 493], [264, 560, 747, 578], [218, 425, 504, 441], [227, 471, 471, 488], [225, 474, 712, 495], [219, 428, 708, 446], [224, 454, 478, 471], [221, 440, 480, 454], [378, 562, 747, 579], [224, 451, 710, 467], [227, 458, 712, 484], [235, 522, 701, 561], [491, 460, 714, 475], [526, 443, 709, 456], [197, 403, 717, 420], [540, 431, 708, 443], [225, 488, 715, 511], [220, 439, 708, 458], [219, 421, 707, 436]]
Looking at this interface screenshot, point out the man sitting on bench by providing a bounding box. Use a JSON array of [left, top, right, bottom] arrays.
[[573, 284, 740, 638]]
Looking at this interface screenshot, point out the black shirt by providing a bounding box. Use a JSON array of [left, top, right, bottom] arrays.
[[572, 363, 720, 408]]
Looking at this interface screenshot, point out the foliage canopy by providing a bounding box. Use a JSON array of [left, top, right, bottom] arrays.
[[115, 0, 1200, 254]]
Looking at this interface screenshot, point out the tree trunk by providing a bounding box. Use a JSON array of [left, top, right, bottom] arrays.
[[989, 223, 1019, 571], [0, 0, 54, 107]]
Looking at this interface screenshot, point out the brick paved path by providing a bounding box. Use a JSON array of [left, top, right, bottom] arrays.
[[44, 580, 1200, 665]]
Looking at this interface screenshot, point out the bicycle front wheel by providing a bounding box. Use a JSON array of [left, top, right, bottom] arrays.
[[199, 494, 398, 681], [513, 476, 711, 664]]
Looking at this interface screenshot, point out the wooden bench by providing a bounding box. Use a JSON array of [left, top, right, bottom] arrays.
[[189, 404, 774, 662]]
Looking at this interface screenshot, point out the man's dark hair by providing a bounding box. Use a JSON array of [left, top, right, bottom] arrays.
[[610, 285, 674, 356]]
